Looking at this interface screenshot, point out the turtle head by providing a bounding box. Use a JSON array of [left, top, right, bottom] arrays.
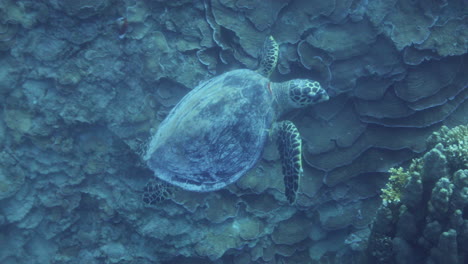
[[286, 79, 329, 108]]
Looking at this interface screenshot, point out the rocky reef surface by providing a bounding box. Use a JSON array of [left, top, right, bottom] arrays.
[[0, 0, 466, 263]]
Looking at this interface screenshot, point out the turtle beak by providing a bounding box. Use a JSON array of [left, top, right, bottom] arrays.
[[310, 89, 329, 103], [319, 89, 329, 102]]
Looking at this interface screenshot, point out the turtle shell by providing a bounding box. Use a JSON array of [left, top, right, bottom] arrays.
[[145, 69, 276, 191]]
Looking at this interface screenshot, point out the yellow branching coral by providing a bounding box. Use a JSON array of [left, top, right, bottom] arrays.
[[381, 167, 410, 205]]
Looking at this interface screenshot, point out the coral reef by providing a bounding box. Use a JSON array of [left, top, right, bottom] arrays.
[[0, 0, 466, 263], [0, 0, 48, 51], [367, 125, 468, 264]]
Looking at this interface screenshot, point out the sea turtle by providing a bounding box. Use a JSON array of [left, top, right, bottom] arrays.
[[144, 36, 329, 204]]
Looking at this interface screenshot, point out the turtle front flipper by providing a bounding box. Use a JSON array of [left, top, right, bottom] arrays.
[[277, 120, 303, 204], [257, 36, 279, 78]]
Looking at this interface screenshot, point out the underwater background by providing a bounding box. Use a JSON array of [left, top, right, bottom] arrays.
[[0, 0, 467, 263]]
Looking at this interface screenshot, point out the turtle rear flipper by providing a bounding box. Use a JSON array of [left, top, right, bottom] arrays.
[[143, 178, 175, 205], [277, 120, 303, 204]]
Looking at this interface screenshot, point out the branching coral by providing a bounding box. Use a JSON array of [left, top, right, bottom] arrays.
[[367, 125, 468, 264], [427, 125, 468, 172]]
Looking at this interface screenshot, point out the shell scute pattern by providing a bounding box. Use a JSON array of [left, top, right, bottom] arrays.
[[146, 69, 275, 191]]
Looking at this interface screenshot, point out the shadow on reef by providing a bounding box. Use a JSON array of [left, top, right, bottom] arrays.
[[366, 125, 468, 264]]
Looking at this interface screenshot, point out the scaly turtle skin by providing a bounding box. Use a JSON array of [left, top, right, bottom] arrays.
[[277, 121, 303, 204], [144, 36, 328, 204]]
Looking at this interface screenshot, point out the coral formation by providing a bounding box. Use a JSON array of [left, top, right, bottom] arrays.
[[367, 125, 468, 263], [0, 0, 466, 263], [0, 22, 18, 51], [380, 167, 411, 205], [427, 125, 468, 172]]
